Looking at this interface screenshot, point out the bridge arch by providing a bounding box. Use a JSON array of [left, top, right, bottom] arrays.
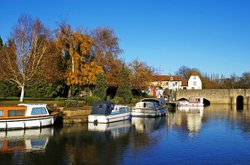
[[236, 95, 244, 110], [177, 97, 210, 106]]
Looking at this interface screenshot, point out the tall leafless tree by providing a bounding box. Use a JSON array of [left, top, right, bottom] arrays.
[[0, 15, 51, 102]]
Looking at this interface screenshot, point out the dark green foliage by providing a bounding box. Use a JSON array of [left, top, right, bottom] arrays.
[[116, 65, 132, 103], [85, 95, 101, 105], [0, 81, 19, 97], [0, 36, 3, 47], [63, 99, 84, 107], [93, 73, 107, 100], [25, 81, 65, 98]]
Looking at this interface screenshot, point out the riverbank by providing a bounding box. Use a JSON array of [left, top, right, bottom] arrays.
[[56, 105, 92, 124]]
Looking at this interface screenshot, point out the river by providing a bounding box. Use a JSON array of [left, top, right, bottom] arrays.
[[1, 104, 250, 165]]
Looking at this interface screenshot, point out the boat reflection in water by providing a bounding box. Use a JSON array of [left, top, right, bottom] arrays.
[[177, 106, 204, 115], [0, 127, 53, 153], [131, 117, 166, 133], [175, 106, 204, 137], [88, 120, 131, 138]]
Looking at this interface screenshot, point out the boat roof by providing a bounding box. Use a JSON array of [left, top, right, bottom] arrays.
[[90, 101, 115, 115], [140, 98, 166, 104], [114, 105, 128, 108], [18, 104, 47, 107]]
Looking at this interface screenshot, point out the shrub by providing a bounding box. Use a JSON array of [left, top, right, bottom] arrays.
[[63, 99, 84, 107], [112, 97, 124, 104], [85, 96, 101, 106]]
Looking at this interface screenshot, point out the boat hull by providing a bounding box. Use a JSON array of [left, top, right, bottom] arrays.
[[0, 115, 57, 130], [131, 108, 166, 117], [88, 112, 131, 124]]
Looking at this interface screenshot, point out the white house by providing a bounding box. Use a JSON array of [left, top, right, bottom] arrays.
[[187, 72, 202, 89], [151, 75, 188, 91]]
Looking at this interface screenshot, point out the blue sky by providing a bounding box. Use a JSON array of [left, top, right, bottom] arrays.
[[1, 0, 250, 77]]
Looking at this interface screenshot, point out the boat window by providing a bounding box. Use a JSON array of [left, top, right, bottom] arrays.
[[31, 107, 47, 115], [7, 140, 24, 148], [119, 107, 125, 113], [0, 110, 4, 116], [31, 139, 46, 148], [8, 110, 25, 117], [146, 103, 154, 108]]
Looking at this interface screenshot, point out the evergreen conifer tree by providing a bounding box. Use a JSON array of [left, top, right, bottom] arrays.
[[93, 73, 107, 100], [116, 65, 132, 103], [0, 36, 3, 47]]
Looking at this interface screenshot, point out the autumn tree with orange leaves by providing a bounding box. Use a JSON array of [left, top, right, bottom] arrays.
[[56, 24, 103, 97], [129, 60, 155, 96]]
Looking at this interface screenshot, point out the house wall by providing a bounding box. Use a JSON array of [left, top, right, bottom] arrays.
[[187, 75, 202, 89]]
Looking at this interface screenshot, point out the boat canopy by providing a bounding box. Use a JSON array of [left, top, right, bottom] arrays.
[[90, 101, 115, 115], [140, 98, 166, 106]]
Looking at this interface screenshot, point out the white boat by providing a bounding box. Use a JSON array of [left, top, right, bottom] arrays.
[[131, 98, 167, 117], [0, 104, 58, 130], [88, 101, 131, 124], [178, 97, 204, 107]]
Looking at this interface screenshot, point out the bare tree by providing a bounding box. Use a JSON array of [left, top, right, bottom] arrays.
[[0, 15, 50, 102]]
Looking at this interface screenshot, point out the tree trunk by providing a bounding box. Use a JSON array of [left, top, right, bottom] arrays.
[[68, 86, 72, 98], [20, 85, 25, 102]]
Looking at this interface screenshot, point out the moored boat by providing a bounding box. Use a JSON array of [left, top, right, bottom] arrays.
[[178, 97, 204, 107], [88, 101, 131, 124], [0, 104, 58, 130], [131, 98, 167, 117]]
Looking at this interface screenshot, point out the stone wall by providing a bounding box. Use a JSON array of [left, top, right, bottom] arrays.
[[176, 89, 250, 105]]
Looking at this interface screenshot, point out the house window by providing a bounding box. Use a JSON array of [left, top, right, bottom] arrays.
[[31, 107, 47, 115], [8, 110, 25, 117], [0, 110, 4, 116], [193, 81, 197, 86]]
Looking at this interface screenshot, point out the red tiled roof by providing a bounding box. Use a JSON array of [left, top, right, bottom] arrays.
[[153, 75, 184, 81], [181, 79, 188, 86]]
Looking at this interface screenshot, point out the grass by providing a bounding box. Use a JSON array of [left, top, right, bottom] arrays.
[[0, 97, 81, 107]]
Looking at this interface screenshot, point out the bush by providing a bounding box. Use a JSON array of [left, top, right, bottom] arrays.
[[85, 96, 101, 106], [63, 99, 84, 107], [112, 97, 124, 104]]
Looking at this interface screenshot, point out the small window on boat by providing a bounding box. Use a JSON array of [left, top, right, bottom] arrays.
[[8, 110, 25, 117], [119, 107, 125, 113], [0, 110, 4, 116], [7, 140, 24, 148], [31, 139, 46, 147], [31, 107, 47, 115]]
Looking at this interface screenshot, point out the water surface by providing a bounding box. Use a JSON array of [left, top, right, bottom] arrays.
[[1, 104, 250, 165]]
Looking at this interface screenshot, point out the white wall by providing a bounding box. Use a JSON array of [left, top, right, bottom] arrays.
[[188, 75, 202, 89]]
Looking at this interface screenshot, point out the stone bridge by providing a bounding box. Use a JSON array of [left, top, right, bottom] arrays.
[[176, 89, 250, 105]]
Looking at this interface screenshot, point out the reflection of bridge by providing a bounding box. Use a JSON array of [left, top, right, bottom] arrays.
[[176, 89, 250, 105]]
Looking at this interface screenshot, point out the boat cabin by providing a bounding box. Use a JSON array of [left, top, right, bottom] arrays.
[[90, 101, 115, 115], [136, 98, 166, 108], [0, 104, 49, 119], [111, 105, 130, 114]]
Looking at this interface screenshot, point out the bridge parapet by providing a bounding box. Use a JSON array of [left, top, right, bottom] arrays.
[[176, 89, 250, 105]]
